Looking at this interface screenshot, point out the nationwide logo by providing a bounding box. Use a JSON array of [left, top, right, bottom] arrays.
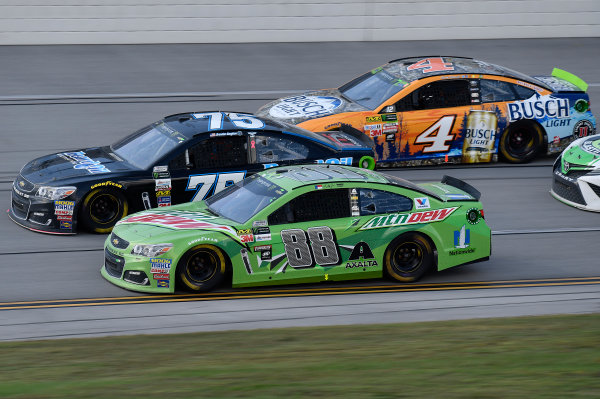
[[454, 225, 470, 248], [359, 207, 458, 230]]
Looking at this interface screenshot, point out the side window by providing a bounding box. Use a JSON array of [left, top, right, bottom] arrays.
[[412, 80, 471, 110], [512, 84, 536, 100], [268, 189, 350, 225], [359, 189, 412, 215], [480, 80, 518, 103], [253, 135, 311, 163], [169, 136, 247, 170]]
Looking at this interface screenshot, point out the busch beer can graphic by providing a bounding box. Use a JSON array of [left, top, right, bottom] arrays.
[[461, 110, 498, 163]]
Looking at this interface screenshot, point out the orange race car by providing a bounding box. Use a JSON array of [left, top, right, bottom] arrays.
[[257, 56, 596, 166]]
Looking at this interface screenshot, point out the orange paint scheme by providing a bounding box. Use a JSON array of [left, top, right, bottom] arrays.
[[299, 75, 553, 165]]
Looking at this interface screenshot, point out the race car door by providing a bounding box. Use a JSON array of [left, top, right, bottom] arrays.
[[258, 187, 367, 284], [378, 78, 482, 163], [164, 134, 255, 207]]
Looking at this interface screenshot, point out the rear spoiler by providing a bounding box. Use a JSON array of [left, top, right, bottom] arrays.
[[552, 68, 588, 92], [441, 175, 481, 201], [335, 123, 375, 148]]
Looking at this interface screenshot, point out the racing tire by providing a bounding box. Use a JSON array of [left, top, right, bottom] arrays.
[[384, 233, 434, 282], [176, 245, 227, 292], [499, 121, 544, 163], [80, 188, 128, 233]]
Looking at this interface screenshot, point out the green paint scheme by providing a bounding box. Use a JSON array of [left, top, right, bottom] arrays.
[[102, 165, 491, 293], [560, 135, 600, 173]]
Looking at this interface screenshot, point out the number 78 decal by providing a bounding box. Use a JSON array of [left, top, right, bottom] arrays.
[[414, 115, 457, 153]]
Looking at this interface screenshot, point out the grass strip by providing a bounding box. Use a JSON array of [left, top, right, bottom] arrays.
[[0, 314, 598, 398]]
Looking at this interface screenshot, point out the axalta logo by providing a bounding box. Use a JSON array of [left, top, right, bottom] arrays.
[[359, 207, 458, 230], [269, 95, 342, 119], [508, 95, 569, 122]]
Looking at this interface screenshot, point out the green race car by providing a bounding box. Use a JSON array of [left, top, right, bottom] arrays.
[[102, 165, 491, 293]]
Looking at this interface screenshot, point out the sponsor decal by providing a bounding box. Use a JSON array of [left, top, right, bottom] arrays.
[[507, 95, 569, 122], [553, 136, 561, 144], [269, 95, 342, 119], [54, 200, 75, 215], [253, 226, 270, 235], [574, 99, 590, 113], [255, 234, 271, 242], [58, 151, 110, 174], [366, 115, 382, 123], [187, 236, 218, 245], [385, 133, 395, 142], [254, 245, 272, 261], [573, 120, 595, 139], [545, 119, 571, 128], [364, 124, 382, 137], [263, 163, 279, 169], [382, 122, 398, 134], [414, 197, 430, 210], [153, 273, 170, 280], [381, 114, 397, 121], [449, 247, 475, 256], [157, 196, 171, 207], [466, 208, 481, 225], [516, 80, 543, 92], [348, 241, 375, 260], [554, 170, 576, 182], [581, 137, 600, 156], [156, 190, 171, 197], [253, 220, 268, 228], [150, 258, 172, 273], [13, 187, 29, 198], [56, 215, 73, 221], [155, 178, 172, 191], [315, 185, 323, 190], [156, 279, 170, 288], [315, 157, 353, 165], [454, 225, 470, 249], [237, 228, 254, 243], [90, 181, 123, 189], [345, 260, 378, 268], [59, 220, 72, 229], [360, 207, 458, 230]]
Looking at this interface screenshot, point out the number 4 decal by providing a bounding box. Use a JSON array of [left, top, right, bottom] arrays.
[[414, 115, 457, 153], [406, 57, 454, 73], [186, 171, 246, 201]]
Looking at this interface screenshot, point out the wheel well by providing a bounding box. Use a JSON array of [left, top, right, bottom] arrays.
[[175, 244, 232, 290], [386, 231, 438, 268], [504, 119, 547, 152]]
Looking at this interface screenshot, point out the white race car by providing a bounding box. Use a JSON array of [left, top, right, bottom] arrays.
[[551, 134, 600, 211]]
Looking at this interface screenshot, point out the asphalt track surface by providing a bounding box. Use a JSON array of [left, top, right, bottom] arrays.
[[0, 38, 599, 340]]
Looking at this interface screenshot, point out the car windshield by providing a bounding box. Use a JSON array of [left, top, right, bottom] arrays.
[[111, 122, 186, 169], [339, 69, 406, 110], [205, 174, 287, 223]]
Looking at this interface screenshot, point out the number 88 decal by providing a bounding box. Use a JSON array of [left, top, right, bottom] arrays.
[[281, 227, 340, 269]]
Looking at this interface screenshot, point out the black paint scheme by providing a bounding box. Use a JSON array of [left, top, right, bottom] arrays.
[[9, 111, 374, 234]]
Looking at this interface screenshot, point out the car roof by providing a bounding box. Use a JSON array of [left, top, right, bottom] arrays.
[[384, 56, 551, 90], [161, 111, 343, 150], [258, 164, 440, 199]]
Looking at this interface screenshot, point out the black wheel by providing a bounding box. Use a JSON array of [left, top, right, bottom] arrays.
[[499, 121, 544, 163], [176, 245, 227, 292], [80, 189, 128, 233], [384, 233, 434, 282]]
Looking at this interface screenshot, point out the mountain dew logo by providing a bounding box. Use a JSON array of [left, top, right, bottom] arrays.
[[359, 207, 458, 230]]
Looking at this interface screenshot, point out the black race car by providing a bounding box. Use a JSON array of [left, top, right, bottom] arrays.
[[9, 111, 375, 234]]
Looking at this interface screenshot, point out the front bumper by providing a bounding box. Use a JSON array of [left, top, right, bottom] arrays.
[[551, 167, 600, 212], [8, 179, 76, 234], [101, 236, 176, 293]]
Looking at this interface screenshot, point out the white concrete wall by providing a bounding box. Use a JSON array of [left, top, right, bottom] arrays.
[[0, 0, 599, 45]]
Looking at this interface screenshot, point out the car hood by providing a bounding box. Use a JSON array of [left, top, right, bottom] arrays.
[[256, 88, 369, 125], [561, 134, 600, 171], [114, 204, 242, 242], [19, 146, 134, 184]]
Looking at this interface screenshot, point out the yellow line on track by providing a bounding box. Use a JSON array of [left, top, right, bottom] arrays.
[[1, 278, 599, 310]]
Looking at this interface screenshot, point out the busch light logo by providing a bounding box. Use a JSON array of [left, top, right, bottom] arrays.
[[508, 95, 569, 122], [269, 95, 342, 119]]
